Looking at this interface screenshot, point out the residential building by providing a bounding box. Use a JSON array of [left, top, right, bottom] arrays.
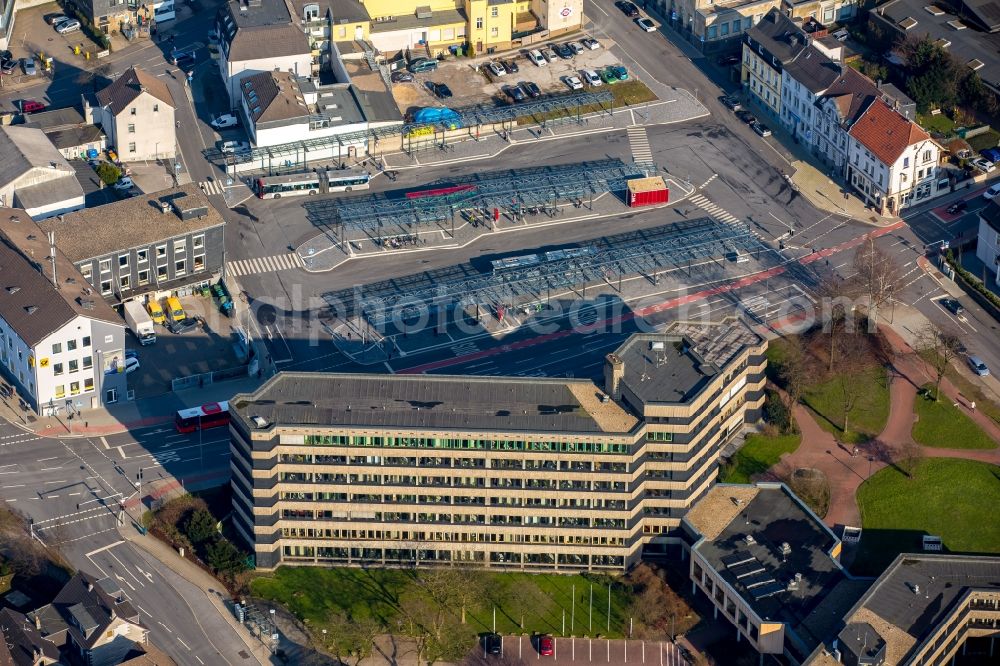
[[846, 98, 942, 215], [813, 66, 883, 171], [216, 0, 313, 105], [28, 573, 153, 666], [0, 207, 127, 415], [779, 46, 842, 146], [804, 554, 1000, 665], [781, 0, 858, 24], [0, 126, 86, 220], [85, 67, 176, 162], [0, 607, 62, 665], [0, 0, 15, 51], [870, 0, 1000, 101], [976, 201, 1000, 288], [38, 184, 226, 305], [24, 106, 107, 161], [66, 0, 133, 35], [742, 9, 823, 120], [230, 319, 767, 571], [681, 482, 867, 664]]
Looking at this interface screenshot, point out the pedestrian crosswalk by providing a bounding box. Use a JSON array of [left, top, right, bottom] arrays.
[[199, 179, 226, 196], [227, 253, 304, 277], [627, 126, 654, 166], [688, 193, 741, 225]]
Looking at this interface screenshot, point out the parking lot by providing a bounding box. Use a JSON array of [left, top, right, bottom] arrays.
[[389, 36, 625, 111], [126, 293, 245, 398]]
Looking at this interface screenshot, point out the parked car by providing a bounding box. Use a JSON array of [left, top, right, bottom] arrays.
[[426, 82, 452, 98], [616, 1, 640, 17], [124, 357, 140, 374], [503, 84, 527, 103], [735, 109, 756, 124], [562, 75, 584, 90], [581, 69, 602, 86], [0, 60, 15, 75], [210, 113, 239, 129], [173, 52, 196, 67], [486, 61, 506, 77], [55, 19, 81, 34], [940, 298, 964, 316], [542, 48, 558, 63], [20, 99, 45, 113], [567, 41, 584, 55], [45, 13, 69, 24], [168, 317, 200, 335], [538, 634, 554, 656], [553, 43, 573, 59], [113, 176, 134, 190], [636, 17, 656, 31], [521, 81, 541, 98], [527, 49, 547, 66], [609, 65, 628, 80], [482, 633, 502, 655], [752, 122, 772, 137], [22, 58, 36, 76], [581, 37, 602, 50], [984, 183, 1000, 200], [981, 147, 1000, 163], [717, 54, 741, 66], [971, 157, 995, 173], [407, 58, 437, 73], [219, 140, 250, 154], [946, 200, 967, 215], [125, 349, 139, 361], [968, 355, 990, 376], [720, 95, 742, 111], [502, 59, 519, 74], [390, 70, 414, 83]]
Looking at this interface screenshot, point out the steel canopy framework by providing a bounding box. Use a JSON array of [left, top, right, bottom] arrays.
[[324, 219, 766, 328], [304, 159, 650, 236], [203, 90, 615, 165]]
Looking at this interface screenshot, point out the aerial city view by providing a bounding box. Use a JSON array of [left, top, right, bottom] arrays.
[[0, 0, 998, 663]]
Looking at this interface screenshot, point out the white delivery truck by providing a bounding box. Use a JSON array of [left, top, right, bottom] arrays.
[[124, 300, 156, 346]]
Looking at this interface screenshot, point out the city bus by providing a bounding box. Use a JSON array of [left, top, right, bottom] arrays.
[[175, 401, 230, 433], [253, 168, 370, 199]]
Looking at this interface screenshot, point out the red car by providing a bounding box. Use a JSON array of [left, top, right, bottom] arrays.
[[20, 100, 46, 113], [538, 634, 554, 656]]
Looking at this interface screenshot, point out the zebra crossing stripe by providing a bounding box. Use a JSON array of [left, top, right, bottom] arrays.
[[227, 253, 304, 278]]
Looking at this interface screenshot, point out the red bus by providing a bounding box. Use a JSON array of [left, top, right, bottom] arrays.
[[175, 401, 230, 433], [404, 184, 475, 200]]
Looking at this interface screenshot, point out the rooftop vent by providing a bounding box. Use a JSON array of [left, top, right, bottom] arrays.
[[924, 5, 944, 15], [24, 305, 37, 315], [744, 534, 756, 545], [251, 415, 269, 428], [6, 286, 19, 294], [780, 542, 792, 557], [178, 206, 209, 221], [80, 299, 96, 310]]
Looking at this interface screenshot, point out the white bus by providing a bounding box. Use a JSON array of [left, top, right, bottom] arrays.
[[253, 169, 370, 199]]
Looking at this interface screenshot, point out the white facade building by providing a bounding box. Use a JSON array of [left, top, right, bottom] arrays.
[[0, 209, 128, 415], [846, 100, 943, 216], [0, 126, 85, 220], [86, 67, 176, 162], [977, 202, 1000, 288]]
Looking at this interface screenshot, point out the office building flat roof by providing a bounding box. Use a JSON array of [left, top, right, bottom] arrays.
[[688, 484, 850, 653], [232, 371, 640, 434]]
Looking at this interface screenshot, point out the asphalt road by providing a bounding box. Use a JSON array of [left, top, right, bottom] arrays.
[[0, 423, 243, 666]]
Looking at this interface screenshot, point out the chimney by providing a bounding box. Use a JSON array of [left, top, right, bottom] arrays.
[[604, 353, 624, 401], [34, 614, 41, 631], [47, 231, 57, 289], [87, 580, 94, 592]]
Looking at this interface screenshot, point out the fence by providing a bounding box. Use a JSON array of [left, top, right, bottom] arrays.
[[170, 364, 249, 392]]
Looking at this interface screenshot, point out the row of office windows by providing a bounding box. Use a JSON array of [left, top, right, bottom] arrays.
[[300, 434, 633, 454]]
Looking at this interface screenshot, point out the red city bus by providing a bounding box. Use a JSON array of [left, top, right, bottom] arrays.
[[174, 401, 230, 433]]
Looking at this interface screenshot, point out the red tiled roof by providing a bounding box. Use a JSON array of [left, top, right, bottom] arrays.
[[848, 99, 930, 166]]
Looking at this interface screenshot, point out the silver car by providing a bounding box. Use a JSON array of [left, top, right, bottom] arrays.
[[968, 356, 990, 377], [22, 58, 36, 76]]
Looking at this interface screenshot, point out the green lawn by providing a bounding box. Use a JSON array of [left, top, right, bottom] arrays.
[[251, 568, 632, 638], [854, 459, 1000, 575], [916, 112, 956, 136], [719, 432, 802, 484], [802, 365, 890, 444], [912, 385, 997, 449]]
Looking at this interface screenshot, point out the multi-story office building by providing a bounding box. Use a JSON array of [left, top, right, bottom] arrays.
[[230, 319, 767, 571]]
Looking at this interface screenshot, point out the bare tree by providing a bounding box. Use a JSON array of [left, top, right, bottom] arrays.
[[916, 325, 963, 401], [853, 238, 904, 331], [420, 568, 486, 625], [777, 335, 806, 426], [835, 333, 869, 437], [813, 269, 862, 372], [896, 439, 924, 478]]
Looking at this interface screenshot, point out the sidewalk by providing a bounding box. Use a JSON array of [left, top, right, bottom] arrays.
[[119, 526, 273, 666], [0, 374, 263, 437]]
